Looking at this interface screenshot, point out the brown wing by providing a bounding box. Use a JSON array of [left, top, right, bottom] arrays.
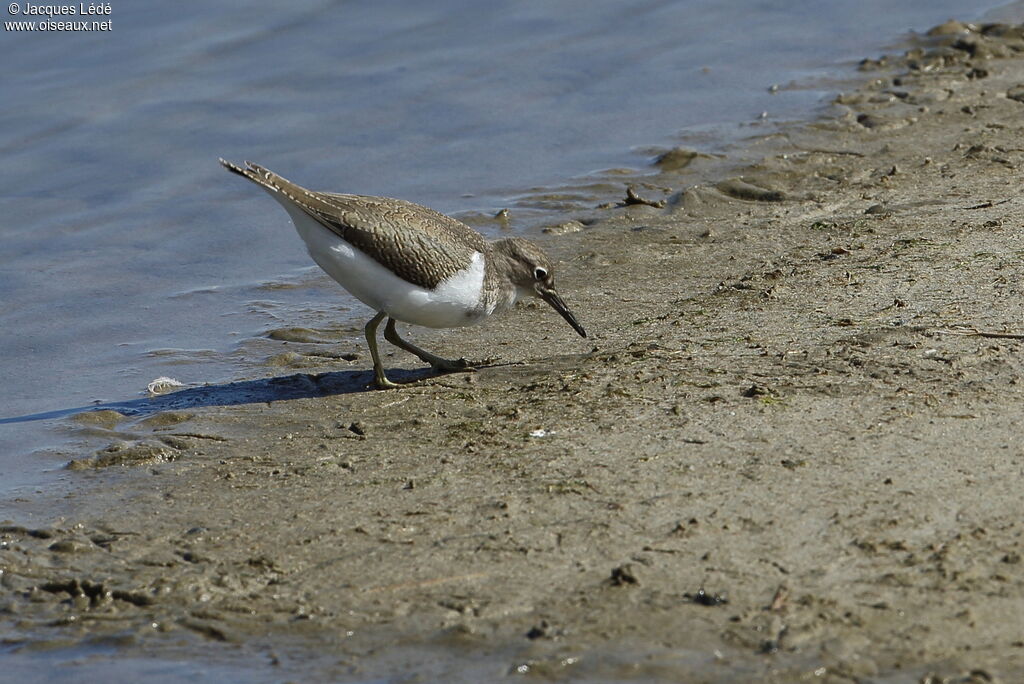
[[221, 159, 486, 289]]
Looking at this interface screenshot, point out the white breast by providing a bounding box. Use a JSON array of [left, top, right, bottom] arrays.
[[283, 203, 489, 329]]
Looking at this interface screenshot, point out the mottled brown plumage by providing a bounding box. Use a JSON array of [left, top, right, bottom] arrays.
[[222, 160, 484, 289]]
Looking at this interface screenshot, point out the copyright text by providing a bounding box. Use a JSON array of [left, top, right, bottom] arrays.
[[5, 3, 112, 31]]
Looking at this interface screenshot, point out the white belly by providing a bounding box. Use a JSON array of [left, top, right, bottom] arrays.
[[284, 206, 489, 328]]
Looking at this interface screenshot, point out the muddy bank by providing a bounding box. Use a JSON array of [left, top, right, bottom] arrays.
[[4, 21, 1024, 682]]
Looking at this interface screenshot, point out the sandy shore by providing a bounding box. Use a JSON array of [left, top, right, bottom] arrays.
[[4, 20, 1024, 683]]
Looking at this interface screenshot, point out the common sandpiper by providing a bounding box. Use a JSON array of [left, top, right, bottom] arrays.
[[220, 159, 587, 388]]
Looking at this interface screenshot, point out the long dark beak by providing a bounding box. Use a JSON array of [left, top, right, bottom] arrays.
[[538, 286, 587, 338]]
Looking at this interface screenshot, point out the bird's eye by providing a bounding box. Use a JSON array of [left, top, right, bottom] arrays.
[[533, 267, 548, 280]]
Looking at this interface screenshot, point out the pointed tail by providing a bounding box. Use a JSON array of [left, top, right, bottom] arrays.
[[219, 159, 348, 220]]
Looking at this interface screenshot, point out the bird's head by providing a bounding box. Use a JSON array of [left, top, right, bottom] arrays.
[[493, 237, 587, 338]]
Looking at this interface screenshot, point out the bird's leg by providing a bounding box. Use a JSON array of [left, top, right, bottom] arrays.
[[364, 311, 401, 389], [384, 318, 472, 373]]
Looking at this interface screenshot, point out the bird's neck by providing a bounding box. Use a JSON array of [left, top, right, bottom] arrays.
[[481, 242, 520, 314]]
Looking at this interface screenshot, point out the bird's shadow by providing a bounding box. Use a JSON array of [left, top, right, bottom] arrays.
[[0, 367, 440, 426]]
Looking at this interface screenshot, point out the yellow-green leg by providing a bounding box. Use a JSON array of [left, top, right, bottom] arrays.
[[384, 317, 471, 373], [364, 311, 400, 389]]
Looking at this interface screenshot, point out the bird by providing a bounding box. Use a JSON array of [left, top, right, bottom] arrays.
[[220, 159, 587, 388]]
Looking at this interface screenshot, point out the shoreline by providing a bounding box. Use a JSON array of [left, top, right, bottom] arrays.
[[5, 19, 1024, 682]]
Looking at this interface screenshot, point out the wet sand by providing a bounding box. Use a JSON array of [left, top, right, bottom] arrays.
[[4, 20, 1024, 682]]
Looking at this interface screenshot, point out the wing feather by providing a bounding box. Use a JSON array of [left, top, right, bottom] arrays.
[[221, 159, 485, 289]]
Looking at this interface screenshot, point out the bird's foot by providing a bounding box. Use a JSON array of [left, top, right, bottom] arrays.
[[371, 370, 403, 390], [431, 357, 475, 374]]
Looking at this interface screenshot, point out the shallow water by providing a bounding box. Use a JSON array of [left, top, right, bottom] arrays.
[[0, 0, 1019, 504], [0, 650, 302, 684]]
